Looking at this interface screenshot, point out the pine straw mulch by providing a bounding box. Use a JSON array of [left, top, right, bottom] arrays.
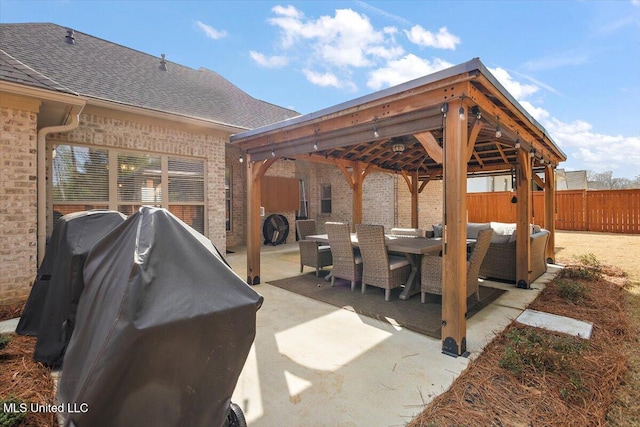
[[407, 261, 637, 427], [0, 299, 56, 427], [0, 334, 56, 427], [0, 299, 26, 322]]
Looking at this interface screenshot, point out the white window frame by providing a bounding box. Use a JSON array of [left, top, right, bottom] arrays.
[[50, 143, 207, 235]]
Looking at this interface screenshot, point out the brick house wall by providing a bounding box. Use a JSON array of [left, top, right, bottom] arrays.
[[0, 100, 39, 304], [1, 103, 234, 304], [363, 172, 395, 229], [225, 145, 246, 249], [47, 107, 229, 253], [397, 179, 444, 233], [224, 159, 445, 246]]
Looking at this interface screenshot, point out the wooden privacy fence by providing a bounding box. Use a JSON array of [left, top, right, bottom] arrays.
[[468, 189, 640, 234]]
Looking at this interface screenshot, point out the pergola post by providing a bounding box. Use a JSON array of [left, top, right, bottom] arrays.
[[544, 164, 556, 263], [515, 149, 532, 288], [410, 171, 419, 228], [399, 170, 423, 229], [246, 157, 275, 285], [352, 161, 364, 230], [441, 100, 469, 357]]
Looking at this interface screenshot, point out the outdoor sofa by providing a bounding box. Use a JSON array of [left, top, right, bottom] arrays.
[[428, 221, 550, 284]]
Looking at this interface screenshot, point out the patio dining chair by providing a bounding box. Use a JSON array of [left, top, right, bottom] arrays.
[[356, 224, 411, 301], [296, 219, 333, 277], [420, 227, 493, 303], [326, 222, 362, 291]]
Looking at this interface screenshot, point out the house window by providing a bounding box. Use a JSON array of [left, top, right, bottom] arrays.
[[51, 145, 109, 216], [52, 144, 206, 235], [225, 167, 231, 231], [320, 184, 332, 214]]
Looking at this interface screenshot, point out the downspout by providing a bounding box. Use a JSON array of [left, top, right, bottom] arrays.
[[37, 104, 85, 264]]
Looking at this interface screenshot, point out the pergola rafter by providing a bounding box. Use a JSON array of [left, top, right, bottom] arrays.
[[230, 58, 567, 357]]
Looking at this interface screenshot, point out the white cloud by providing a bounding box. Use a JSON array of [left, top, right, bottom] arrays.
[[523, 52, 589, 72], [489, 67, 640, 177], [367, 54, 452, 90], [272, 4, 304, 18], [545, 118, 640, 174], [405, 25, 460, 50], [195, 21, 227, 40], [519, 100, 550, 122], [489, 67, 539, 99], [354, 0, 412, 26], [268, 6, 401, 68], [302, 69, 356, 91], [249, 51, 288, 68]]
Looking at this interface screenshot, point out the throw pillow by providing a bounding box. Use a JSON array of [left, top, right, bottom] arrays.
[[508, 230, 517, 243], [432, 224, 443, 238]]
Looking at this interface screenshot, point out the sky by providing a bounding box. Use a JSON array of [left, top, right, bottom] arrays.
[[2, 1, 639, 179]]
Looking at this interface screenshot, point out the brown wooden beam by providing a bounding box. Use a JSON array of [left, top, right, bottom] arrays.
[[532, 173, 545, 189], [418, 178, 431, 193], [400, 170, 412, 192], [496, 144, 509, 164], [338, 163, 355, 189], [544, 165, 556, 263], [468, 83, 564, 166], [235, 78, 474, 150], [415, 131, 443, 164], [473, 75, 566, 161], [411, 170, 419, 228], [352, 161, 364, 230], [466, 117, 483, 163], [246, 157, 275, 285], [515, 149, 532, 289], [441, 99, 469, 357]]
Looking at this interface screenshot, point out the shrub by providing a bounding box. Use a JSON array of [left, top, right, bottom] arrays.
[[0, 333, 10, 350], [0, 396, 27, 427], [556, 278, 589, 302], [558, 253, 603, 281], [499, 327, 588, 376]]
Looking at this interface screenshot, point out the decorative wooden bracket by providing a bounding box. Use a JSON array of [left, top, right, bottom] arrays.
[[414, 131, 443, 164]]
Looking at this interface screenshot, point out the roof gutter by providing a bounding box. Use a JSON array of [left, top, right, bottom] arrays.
[[37, 103, 85, 264]]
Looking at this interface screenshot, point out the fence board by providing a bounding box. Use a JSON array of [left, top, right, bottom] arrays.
[[468, 189, 640, 234]]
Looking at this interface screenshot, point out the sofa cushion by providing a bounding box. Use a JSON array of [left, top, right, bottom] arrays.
[[467, 223, 491, 239], [491, 233, 511, 244], [490, 222, 517, 236]]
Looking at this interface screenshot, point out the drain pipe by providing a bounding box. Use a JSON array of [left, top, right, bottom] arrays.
[[36, 104, 85, 264]]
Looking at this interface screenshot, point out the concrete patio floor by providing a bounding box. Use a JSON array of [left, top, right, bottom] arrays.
[[225, 242, 559, 427], [0, 242, 558, 427]]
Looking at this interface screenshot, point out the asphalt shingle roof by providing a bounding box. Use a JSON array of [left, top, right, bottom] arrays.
[[0, 23, 299, 129], [0, 49, 78, 95]]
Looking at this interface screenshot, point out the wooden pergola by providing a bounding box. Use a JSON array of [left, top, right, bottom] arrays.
[[230, 58, 567, 357]]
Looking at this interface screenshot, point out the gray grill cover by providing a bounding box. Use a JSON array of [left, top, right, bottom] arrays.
[[58, 207, 262, 427], [29, 210, 127, 364]]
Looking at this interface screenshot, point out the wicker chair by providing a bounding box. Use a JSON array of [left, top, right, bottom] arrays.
[[420, 228, 493, 303], [296, 219, 332, 277], [326, 222, 362, 291], [356, 224, 411, 301]]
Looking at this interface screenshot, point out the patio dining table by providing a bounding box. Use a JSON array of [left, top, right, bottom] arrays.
[[306, 233, 444, 300]]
